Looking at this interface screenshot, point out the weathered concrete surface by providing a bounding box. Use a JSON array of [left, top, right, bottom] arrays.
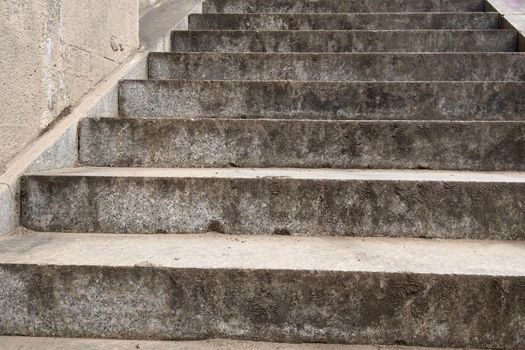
[[20, 167, 525, 239], [118, 80, 525, 121], [170, 30, 516, 53], [0, 337, 485, 350], [189, 13, 499, 30], [485, 0, 525, 50], [0, 52, 148, 236], [79, 118, 525, 171], [202, 0, 484, 13], [0, 185, 17, 236], [0, 123, 77, 236], [501, 14, 525, 51], [0, 232, 524, 347], [0, 0, 138, 174], [140, 0, 202, 51], [149, 52, 525, 81]]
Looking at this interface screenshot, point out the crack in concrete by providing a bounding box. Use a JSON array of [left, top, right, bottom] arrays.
[[64, 42, 122, 64]]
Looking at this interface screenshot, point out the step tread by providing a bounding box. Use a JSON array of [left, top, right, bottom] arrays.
[[0, 336, 485, 350], [26, 167, 525, 183], [2, 231, 525, 276]]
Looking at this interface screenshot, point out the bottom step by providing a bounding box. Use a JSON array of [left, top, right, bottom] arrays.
[[0, 337, 489, 349], [0, 232, 523, 348]]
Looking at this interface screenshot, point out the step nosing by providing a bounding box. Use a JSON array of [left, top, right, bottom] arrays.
[[2, 232, 524, 276], [173, 29, 513, 32], [24, 167, 525, 183], [88, 117, 525, 124], [124, 79, 525, 84]]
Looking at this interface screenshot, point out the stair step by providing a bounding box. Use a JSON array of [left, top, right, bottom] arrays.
[[0, 337, 492, 350], [119, 80, 525, 121], [79, 118, 525, 171], [21, 167, 525, 239], [1, 232, 524, 347], [202, 0, 484, 14], [170, 30, 516, 53], [149, 52, 525, 81], [189, 13, 499, 30]]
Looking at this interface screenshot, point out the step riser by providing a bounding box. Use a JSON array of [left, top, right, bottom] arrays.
[[202, 0, 484, 14], [171, 31, 516, 53], [149, 53, 525, 82], [189, 13, 499, 30], [79, 118, 525, 171], [119, 81, 525, 121], [1, 264, 523, 349], [21, 175, 524, 239]]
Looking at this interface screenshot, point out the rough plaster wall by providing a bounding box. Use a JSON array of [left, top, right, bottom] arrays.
[[0, 1, 47, 172], [0, 0, 138, 174]]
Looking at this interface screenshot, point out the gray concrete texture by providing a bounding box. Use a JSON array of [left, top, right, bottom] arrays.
[[202, 0, 484, 13], [170, 30, 517, 53], [20, 167, 525, 239], [0, 0, 138, 174], [0, 52, 148, 237], [0, 336, 486, 350], [118, 80, 525, 121], [140, 0, 202, 51], [79, 118, 525, 171], [188, 13, 499, 30], [479, 0, 525, 51], [148, 52, 525, 81], [0, 232, 523, 348]]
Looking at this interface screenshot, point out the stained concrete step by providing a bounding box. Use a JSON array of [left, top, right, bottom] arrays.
[[79, 118, 525, 171], [1, 232, 524, 347], [20, 167, 525, 239], [170, 30, 517, 53], [189, 13, 499, 30], [0, 337, 490, 350], [148, 52, 525, 82], [202, 0, 484, 14], [118, 80, 525, 121]]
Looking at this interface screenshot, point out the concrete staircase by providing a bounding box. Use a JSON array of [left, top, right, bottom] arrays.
[[1, 0, 524, 348]]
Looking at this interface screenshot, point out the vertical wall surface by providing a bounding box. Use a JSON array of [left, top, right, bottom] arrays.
[[0, 0, 138, 174], [139, 0, 164, 14]]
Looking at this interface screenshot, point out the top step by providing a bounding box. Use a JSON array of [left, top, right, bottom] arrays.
[[202, 0, 484, 14]]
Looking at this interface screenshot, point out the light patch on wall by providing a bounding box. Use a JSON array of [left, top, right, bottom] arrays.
[[41, 0, 68, 131]]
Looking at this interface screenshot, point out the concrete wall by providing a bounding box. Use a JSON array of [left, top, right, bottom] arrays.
[[0, 0, 138, 174], [140, 0, 163, 14]]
